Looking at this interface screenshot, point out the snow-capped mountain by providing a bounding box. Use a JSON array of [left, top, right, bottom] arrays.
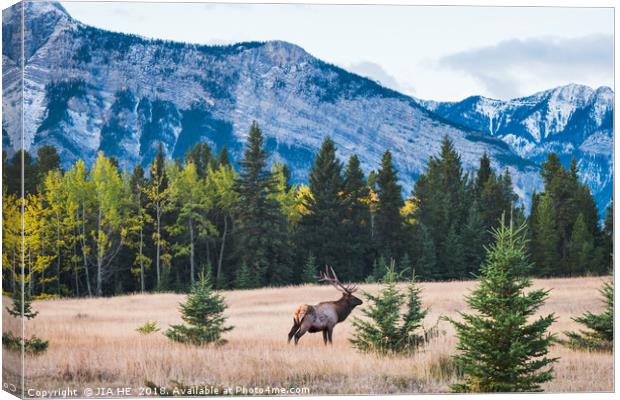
[[420, 84, 613, 213], [1, 2, 613, 214]]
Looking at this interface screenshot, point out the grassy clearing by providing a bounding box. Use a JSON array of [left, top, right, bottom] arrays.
[[2, 276, 613, 394]]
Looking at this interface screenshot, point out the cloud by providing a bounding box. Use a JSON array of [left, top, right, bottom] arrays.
[[349, 61, 415, 95], [437, 34, 613, 99]]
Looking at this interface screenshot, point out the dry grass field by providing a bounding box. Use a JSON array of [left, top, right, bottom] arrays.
[[2, 276, 614, 395]]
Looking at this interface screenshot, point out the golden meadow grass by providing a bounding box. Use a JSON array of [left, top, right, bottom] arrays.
[[2, 276, 613, 395]]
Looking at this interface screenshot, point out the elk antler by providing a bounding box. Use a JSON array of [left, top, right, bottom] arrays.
[[317, 265, 358, 294]]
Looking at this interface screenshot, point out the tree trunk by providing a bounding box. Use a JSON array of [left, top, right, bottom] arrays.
[[74, 228, 79, 297], [139, 226, 145, 293], [138, 194, 145, 293], [189, 219, 195, 284], [96, 207, 103, 296], [56, 211, 61, 295], [81, 205, 93, 297], [205, 238, 211, 271], [41, 227, 46, 294], [155, 204, 161, 288], [217, 214, 228, 286], [28, 250, 33, 296], [74, 262, 79, 297]]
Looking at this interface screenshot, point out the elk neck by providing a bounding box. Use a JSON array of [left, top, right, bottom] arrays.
[[334, 295, 355, 322]]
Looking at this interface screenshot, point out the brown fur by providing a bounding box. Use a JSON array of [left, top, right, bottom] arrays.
[[288, 266, 363, 346], [293, 304, 313, 325], [288, 293, 362, 345]]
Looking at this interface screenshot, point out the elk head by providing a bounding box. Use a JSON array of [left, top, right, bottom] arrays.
[[317, 265, 363, 308]]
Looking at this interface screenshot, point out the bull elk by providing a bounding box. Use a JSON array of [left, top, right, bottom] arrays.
[[287, 266, 363, 345]]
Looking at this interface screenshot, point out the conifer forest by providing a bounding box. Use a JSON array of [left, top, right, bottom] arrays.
[[2, 121, 612, 298]]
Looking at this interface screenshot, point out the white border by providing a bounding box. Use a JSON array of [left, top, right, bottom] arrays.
[[0, 1, 616, 400]]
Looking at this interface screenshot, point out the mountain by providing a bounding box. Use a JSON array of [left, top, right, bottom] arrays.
[[420, 84, 613, 213], [1, 2, 612, 214]]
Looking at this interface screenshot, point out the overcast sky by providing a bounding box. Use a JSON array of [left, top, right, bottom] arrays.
[[60, 1, 614, 101]]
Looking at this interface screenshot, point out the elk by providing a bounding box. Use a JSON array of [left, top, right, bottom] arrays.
[[287, 266, 363, 345]]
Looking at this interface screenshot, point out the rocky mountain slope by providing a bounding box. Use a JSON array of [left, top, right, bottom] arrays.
[[2, 2, 613, 213], [420, 84, 613, 212]]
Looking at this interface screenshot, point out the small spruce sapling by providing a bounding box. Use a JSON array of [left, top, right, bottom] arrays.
[[563, 276, 613, 351], [6, 284, 38, 320], [446, 216, 557, 392], [165, 270, 233, 345], [3, 282, 48, 354], [350, 264, 430, 354]]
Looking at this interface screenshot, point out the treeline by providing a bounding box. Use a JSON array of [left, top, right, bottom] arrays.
[[2, 122, 612, 297]]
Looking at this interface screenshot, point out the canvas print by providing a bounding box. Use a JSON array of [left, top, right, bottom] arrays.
[[1, 0, 614, 397]]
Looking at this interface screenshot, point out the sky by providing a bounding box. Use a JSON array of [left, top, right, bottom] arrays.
[[60, 1, 614, 101]]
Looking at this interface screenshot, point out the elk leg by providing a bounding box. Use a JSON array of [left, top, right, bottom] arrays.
[[294, 329, 307, 345], [294, 320, 311, 345], [322, 330, 328, 345], [327, 326, 334, 344], [287, 319, 299, 343]]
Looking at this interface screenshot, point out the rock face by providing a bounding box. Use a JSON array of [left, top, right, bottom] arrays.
[[2, 2, 613, 214], [420, 84, 613, 214]]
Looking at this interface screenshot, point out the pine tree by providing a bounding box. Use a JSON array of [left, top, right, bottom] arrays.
[[350, 265, 429, 354], [540, 153, 579, 264], [567, 213, 594, 276], [342, 154, 372, 280], [572, 172, 600, 241], [7, 150, 38, 196], [462, 202, 486, 277], [530, 193, 559, 277], [217, 145, 230, 167], [165, 271, 233, 345], [447, 216, 557, 392], [184, 142, 214, 178], [7, 282, 38, 320], [442, 224, 465, 280], [398, 274, 430, 349], [413, 137, 470, 279], [350, 266, 403, 354], [479, 171, 516, 240], [4, 253, 49, 353], [234, 263, 261, 289], [36, 145, 61, 185], [603, 201, 613, 246], [564, 277, 613, 351], [601, 201, 613, 269], [297, 137, 346, 271], [474, 152, 493, 199], [499, 169, 518, 214], [4, 276, 48, 354], [375, 150, 404, 260], [529, 154, 603, 277], [300, 253, 318, 283], [235, 121, 291, 285], [416, 223, 437, 280]]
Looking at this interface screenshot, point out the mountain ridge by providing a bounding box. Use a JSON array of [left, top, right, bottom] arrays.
[[418, 82, 613, 214], [1, 1, 613, 214]]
